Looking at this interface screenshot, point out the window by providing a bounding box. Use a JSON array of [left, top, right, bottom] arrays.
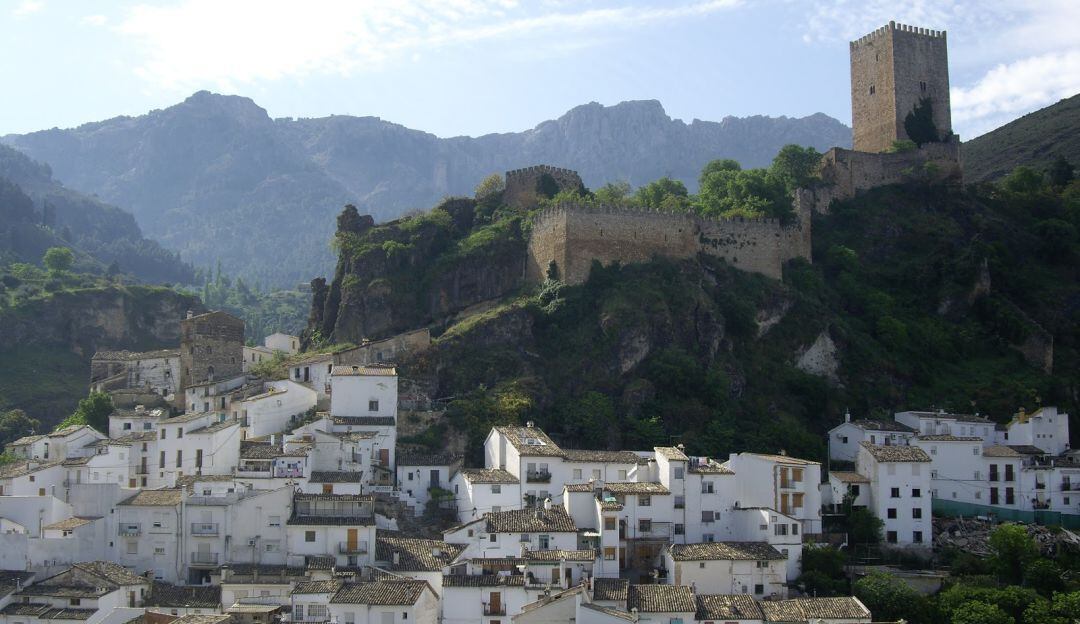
[[70, 599, 81, 606], [890, 487, 900, 498], [912, 488, 921, 498], [154, 545, 165, 555], [850, 484, 860, 496], [887, 508, 897, 519], [538, 534, 550, 550], [674, 496, 685, 509], [123, 422, 132, 431], [308, 606, 328, 618], [774, 523, 788, 536], [703, 533, 714, 542], [368, 400, 379, 412], [674, 467, 684, 480], [756, 561, 768, 568], [489, 534, 496, 543], [792, 524, 799, 535], [638, 519, 652, 533], [974, 471, 982, 480], [604, 517, 616, 530], [754, 584, 765, 595], [869, 85, 875, 94], [573, 469, 582, 479], [914, 530, 924, 543], [640, 495, 651, 507], [887, 531, 897, 543], [792, 468, 803, 482], [265, 541, 280, 553], [973, 447, 980, 456], [294, 606, 303, 621], [177, 428, 183, 439], [268, 516, 281, 527], [842, 436, 848, 444], [702, 481, 714, 494], [491, 484, 501, 494], [699, 562, 706, 569], [1006, 488, 1015, 505], [592, 469, 601, 479], [305, 531, 316, 542], [617, 470, 627, 480], [674, 523, 684, 535], [920, 80, 927, 92], [913, 508, 922, 519], [701, 511, 714, 523], [176, 450, 182, 468], [793, 493, 804, 509], [127, 541, 138, 555], [603, 547, 616, 560], [408, 473, 413, 481]]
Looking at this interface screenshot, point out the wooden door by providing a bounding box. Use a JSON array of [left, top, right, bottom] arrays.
[[322, 483, 333, 494], [379, 448, 389, 466], [489, 591, 501, 614], [346, 528, 358, 552]]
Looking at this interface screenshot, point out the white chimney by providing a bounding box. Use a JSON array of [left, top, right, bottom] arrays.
[[844, 410, 850, 423], [392, 551, 400, 565], [543, 497, 552, 511], [526, 421, 534, 429]]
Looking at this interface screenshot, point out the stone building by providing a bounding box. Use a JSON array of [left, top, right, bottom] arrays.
[[850, 21, 952, 153], [177, 311, 245, 408], [503, 165, 584, 209]]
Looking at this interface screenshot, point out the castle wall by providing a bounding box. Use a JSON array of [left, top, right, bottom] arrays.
[[526, 204, 811, 286], [811, 140, 962, 213], [504, 165, 584, 209], [178, 311, 245, 406], [851, 23, 950, 152]]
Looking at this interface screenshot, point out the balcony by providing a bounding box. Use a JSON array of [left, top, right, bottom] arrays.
[[190, 552, 220, 565], [191, 522, 219, 536], [1063, 482, 1079, 491], [338, 542, 369, 554], [118, 525, 141, 536], [1035, 482, 1046, 491], [526, 470, 552, 483], [989, 474, 999, 482], [483, 604, 506, 616], [1033, 501, 1051, 510], [630, 521, 673, 540]]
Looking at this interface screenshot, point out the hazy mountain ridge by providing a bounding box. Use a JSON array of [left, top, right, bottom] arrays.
[[3, 92, 852, 286], [962, 94, 1080, 182]]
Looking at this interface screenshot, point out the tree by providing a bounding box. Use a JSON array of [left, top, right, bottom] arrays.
[[535, 173, 560, 199], [699, 158, 741, 185], [1047, 156, 1075, 187], [952, 601, 1013, 624], [635, 177, 689, 209], [474, 173, 505, 201], [593, 181, 633, 205], [42, 246, 74, 274], [61, 392, 113, 433], [846, 505, 883, 545], [1003, 166, 1045, 194], [904, 97, 941, 146], [853, 572, 922, 622], [989, 524, 1039, 585], [770, 144, 822, 192], [0, 409, 40, 448], [1024, 559, 1064, 596]]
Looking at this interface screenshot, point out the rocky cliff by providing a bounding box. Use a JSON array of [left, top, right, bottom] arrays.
[[0, 286, 203, 426], [3, 92, 850, 286]]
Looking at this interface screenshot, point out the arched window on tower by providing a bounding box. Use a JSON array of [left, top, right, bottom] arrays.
[[207, 366, 215, 381]]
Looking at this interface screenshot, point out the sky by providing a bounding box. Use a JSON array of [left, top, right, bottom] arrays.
[[2, 0, 1078, 140]]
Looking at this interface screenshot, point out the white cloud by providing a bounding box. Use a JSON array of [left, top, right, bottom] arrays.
[[952, 50, 1080, 137], [12, 0, 44, 17], [115, 0, 740, 93], [81, 14, 107, 27]]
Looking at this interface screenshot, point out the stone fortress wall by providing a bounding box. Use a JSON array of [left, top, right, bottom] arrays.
[[504, 165, 584, 209], [851, 22, 951, 153], [525, 201, 811, 285]]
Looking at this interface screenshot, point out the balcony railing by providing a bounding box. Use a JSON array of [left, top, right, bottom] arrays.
[[630, 521, 673, 540], [1033, 501, 1051, 510], [338, 542, 369, 554], [526, 470, 552, 483], [1063, 482, 1079, 491], [190, 552, 220, 565], [989, 474, 999, 482], [1035, 482, 1046, 490], [118, 525, 141, 536], [483, 605, 506, 616], [191, 522, 219, 535]]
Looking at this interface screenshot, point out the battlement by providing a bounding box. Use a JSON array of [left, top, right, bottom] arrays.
[[503, 164, 585, 209], [851, 21, 946, 48], [531, 202, 788, 228], [506, 164, 580, 179]]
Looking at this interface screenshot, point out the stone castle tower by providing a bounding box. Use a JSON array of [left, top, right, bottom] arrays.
[[850, 22, 952, 153], [176, 310, 244, 406]]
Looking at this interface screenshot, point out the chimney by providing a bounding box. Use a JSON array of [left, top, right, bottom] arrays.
[[526, 421, 534, 429], [543, 497, 552, 511], [392, 551, 400, 565], [135, 405, 145, 414], [844, 410, 850, 423], [186, 310, 194, 319], [431, 546, 441, 558], [779, 449, 787, 456]]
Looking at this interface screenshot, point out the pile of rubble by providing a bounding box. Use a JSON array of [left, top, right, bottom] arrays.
[[934, 516, 1080, 556]]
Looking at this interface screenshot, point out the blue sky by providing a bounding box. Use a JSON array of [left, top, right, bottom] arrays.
[[2, 0, 1078, 139]]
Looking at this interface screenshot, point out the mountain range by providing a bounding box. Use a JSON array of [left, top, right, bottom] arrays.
[[2, 92, 852, 286]]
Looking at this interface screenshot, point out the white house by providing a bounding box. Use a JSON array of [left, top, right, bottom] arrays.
[[285, 493, 377, 569], [894, 410, 996, 443], [115, 489, 184, 582], [855, 443, 932, 547], [828, 415, 916, 463], [238, 380, 316, 439], [396, 451, 456, 515], [291, 353, 334, 403], [108, 406, 164, 439], [1001, 407, 1069, 455], [440, 575, 529, 624], [625, 585, 696, 624], [265, 333, 300, 354], [444, 505, 578, 561], [450, 469, 521, 522], [725, 452, 822, 535], [327, 580, 439, 624], [661, 542, 786, 598]]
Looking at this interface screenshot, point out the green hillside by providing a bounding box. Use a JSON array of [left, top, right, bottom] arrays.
[[963, 94, 1080, 182]]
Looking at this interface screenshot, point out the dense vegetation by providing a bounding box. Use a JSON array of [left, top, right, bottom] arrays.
[[191, 264, 310, 343], [795, 523, 1080, 624]]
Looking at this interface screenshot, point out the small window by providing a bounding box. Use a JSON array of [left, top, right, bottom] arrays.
[[890, 487, 900, 498], [603, 547, 616, 560], [639, 495, 651, 507], [913, 508, 922, 519], [754, 583, 764, 594], [887, 531, 897, 543], [912, 488, 921, 498], [268, 516, 281, 527], [674, 467, 684, 480], [887, 508, 897, 519], [489, 534, 496, 543], [368, 400, 379, 412], [305, 531, 316, 542], [869, 85, 876, 95], [841, 436, 848, 444], [913, 530, 923, 543], [491, 485, 501, 494]]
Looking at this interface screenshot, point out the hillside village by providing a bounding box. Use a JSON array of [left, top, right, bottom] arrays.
[[0, 19, 1078, 624]]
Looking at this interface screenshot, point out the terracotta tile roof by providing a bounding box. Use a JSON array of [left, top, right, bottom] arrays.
[[7, 434, 46, 446], [291, 580, 344, 595], [187, 420, 239, 435], [331, 365, 397, 377], [397, 449, 456, 466], [484, 506, 576, 533], [654, 446, 688, 461], [332, 416, 396, 427], [743, 452, 820, 465], [599, 500, 624, 511], [903, 410, 991, 424], [49, 425, 95, 438], [171, 614, 233, 624], [562, 449, 642, 463], [441, 575, 524, 587], [918, 435, 982, 441], [626, 585, 696, 613], [331, 580, 430, 605], [457, 468, 518, 484], [603, 482, 670, 495], [983, 445, 1023, 458], [119, 489, 182, 506], [688, 459, 734, 474], [72, 561, 149, 586], [61, 456, 93, 466], [305, 556, 335, 571], [0, 460, 61, 479], [18, 584, 111, 599], [375, 536, 464, 572], [221, 564, 306, 580], [42, 517, 98, 531], [492, 426, 563, 457], [146, 582, 221, 608], [849, 419, 916, 432], [760, 597, 870, 622], [695, 594, 764, 620], [93, 349, 180, 361], [830, 471, 870, 483], [1007, 445, 1047, 455], [859, 442, 931, 462], [564, 483, 594, 492], [309, 471, 362, 483], [294, 493, 373, 502], [668, 542, 785, 561], [1, 603, 52, 616], [523, 549, 596, 562], [592, 578, 628, 601], [0, 571, 36, 597], [579, 603, 637, 621], [39, 607, 98, 620]]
